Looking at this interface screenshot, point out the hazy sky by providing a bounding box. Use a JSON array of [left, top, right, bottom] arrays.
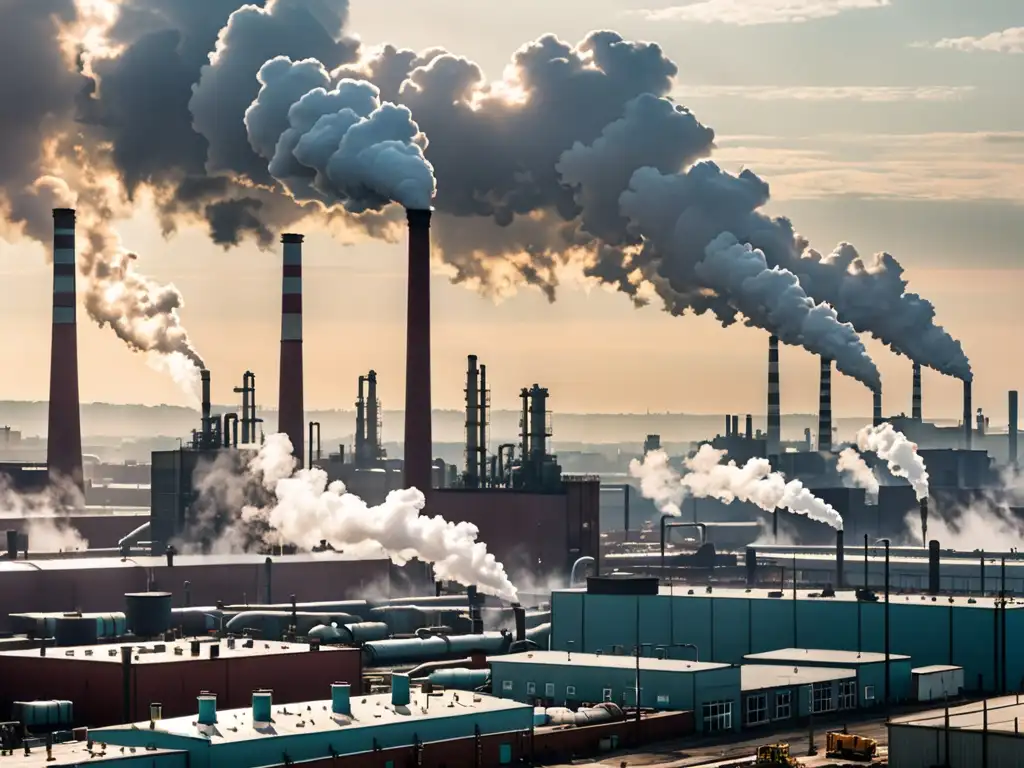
[[1, 0, 1021, 424]]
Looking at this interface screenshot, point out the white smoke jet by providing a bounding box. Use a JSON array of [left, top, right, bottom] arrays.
[[836, 447, 880, 504], [245, 57, 436, 212], [230, 434, 517, 600], [630, 446, 844, 530], [0, 478, 89, 553], [856, 422, 929, 501], [626, 447, 685, 516]]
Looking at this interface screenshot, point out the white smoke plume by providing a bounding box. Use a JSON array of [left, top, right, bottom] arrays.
[[0, 478, 89, 553], [245, 57, 436, 212], [194, 433, 518, 600], [856, 422, 929, 501], [836, 447, 880, 504], [630, 446, 844, 530]]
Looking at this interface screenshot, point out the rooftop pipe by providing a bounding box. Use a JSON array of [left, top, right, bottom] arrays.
[[767, 335, 781, 460], [47, 208, 83, 489], [279, 233, 304, 465], [403, 209, 433, 493], [818, 357, 832, 452]]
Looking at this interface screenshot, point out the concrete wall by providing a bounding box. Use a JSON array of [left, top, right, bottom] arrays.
[[551, 591, 1021, 694], [888, 724, 1020, 768]]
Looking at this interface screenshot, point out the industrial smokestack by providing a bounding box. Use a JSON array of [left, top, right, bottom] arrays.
[[731, 415, 739, 439], [919, 497, 929, 544], [745, 414, 753, 440], [355, 375, 366, 464], [818, 357, 833, 453], [767, 336, 781, 459], [1010, 391, 1018, 466], [964, 380, 973, 450], [367, 370, 379, 461], [465, 355, 479, 488], [724, 414, 731, 437], [478, 363, 488, 483], [47, 208, 83, 489], [836, 529, 845, 590], [512, 603, 526, 643], [928, 539, 940, 594], [200, 369, 211, 439], [278, 233, 304, 466], [404, 209, 433, 493], [873, 388, 883, 427], [912, 362, 922, 421]]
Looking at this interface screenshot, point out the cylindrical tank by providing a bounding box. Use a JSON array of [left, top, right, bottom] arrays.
[[427, 668, 490, 691], [252, 691, 272, 722], [337, 622, 390, 644], [94, 613, 127, 639], [526, 623, 551, 649], [54, 616, 99, 646], [171, 608, 221, 636], [445, 632, 511, 656], [125, 592, 172, 638], [362, 636, 452, 666], [308, 624, 345, 644], [13, 701, 73, 728]]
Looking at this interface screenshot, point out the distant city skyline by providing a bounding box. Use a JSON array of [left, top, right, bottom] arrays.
[[0, 0, 1020, 422]]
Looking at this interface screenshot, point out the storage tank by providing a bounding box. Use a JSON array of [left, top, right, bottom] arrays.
[[53, 616, 99, 646], [337, 622, 390, 644], [13, 701, 73, 728], [426, 668, 490, 691], [308, 624, 345, 644], [125, 592, 172, 638]]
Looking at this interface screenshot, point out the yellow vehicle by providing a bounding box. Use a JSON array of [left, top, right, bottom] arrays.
[[754, 743, 799, 767], [826, 730, 878, 761]]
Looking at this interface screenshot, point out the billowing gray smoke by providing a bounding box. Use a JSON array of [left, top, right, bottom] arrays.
[[245, 58, 435, 211]]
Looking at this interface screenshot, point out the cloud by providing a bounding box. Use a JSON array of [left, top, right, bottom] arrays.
[[919, 27, 1024, 54], [677, 84, 975, 102], [710, 131, 1024, 203], [635, 0, 890, 25]]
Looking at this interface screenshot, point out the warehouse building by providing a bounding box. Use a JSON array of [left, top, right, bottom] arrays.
[[0, 638, 361, 728], [743, 648, 914, 705], [489, 650, 740, 732], [913, 664, 965, 702], [887, 695, 1024, 768], [552, 582, 1019, 693], [91, 678, 535, 768], [739, 665, 860, 728]]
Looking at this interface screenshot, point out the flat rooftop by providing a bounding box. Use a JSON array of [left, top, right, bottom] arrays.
[[2, 740, 185, 766], [744, 648, 910, 665], [0, 639, 355, 666], [891, 695, 1024, 734], [554, 586, 1018, 610], [912, 665, 963, 675], [491, 650, 730, 675], [95, 690, 531, 745], [741, 664, 856, 691]]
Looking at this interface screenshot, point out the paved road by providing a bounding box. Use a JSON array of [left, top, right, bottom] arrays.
[[542, 709, 893, 768]]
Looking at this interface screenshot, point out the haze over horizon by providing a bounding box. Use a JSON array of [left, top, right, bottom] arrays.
[[1, 0, 1020, 424]]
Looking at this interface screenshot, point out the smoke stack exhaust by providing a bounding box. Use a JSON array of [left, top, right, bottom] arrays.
[[767, 335, 781, 459], [404, 209, 433, 493], [1010, 391, 1018, 466], [355, 375, 366, 463], [835, 529, 845, 590], [873, 388, 883, 427], [963, 379, 972, 450], [919, 497, 929, 543], [367, 370, 379, 461], [47, 208, 83, 489], [818, 357, 832, 452], [200, 369, 211, 438], [465, 355, 479, 488], [928, 539, 940, 594], [912, 362, 922, 421], [278, 234, 304, 465], [745, 414, 753, 440]]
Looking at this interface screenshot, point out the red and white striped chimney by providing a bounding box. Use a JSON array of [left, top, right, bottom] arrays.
[[278, 233, 304, 465], [404, 209, 433, 493], [47, 208, 83, 489]]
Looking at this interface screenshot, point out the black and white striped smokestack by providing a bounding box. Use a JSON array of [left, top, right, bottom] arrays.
[[912, 362, 922, 421], [818, 357, 832, 453], [767, 335, 781, 459], [963, 380, 972, 450]]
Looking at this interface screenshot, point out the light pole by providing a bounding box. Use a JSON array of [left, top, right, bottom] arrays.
[[875, 538, 891, 710]]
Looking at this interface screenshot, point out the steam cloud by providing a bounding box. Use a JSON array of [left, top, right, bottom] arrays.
[[0, 0, 967, 382], [836, 447, 880, 504], [629, 446, 844, 530], [245, 57, 436, 211], [191, 433, 518, 601], [0, 478, 90, 553], [856, 422, 930, 501]]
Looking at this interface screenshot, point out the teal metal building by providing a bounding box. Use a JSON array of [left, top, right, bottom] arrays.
[[489, 650, 740, 732], [743, 648, 913, 705], [551, 586, 1019, 693], [739, 665, 860, 728]]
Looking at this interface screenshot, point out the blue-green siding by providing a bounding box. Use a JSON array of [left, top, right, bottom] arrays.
[[552, 591, 1016, 693]]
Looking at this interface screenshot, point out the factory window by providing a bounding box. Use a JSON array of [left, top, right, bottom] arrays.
[[840, 680, 857, 710], [701, 700, 733, 732], [566, 686, 577, 698], [864, 685, 876, 702], [502, 680, 513, 693], [545, 683, 555, 697], [812, 682, 834, 714], [775, 691, 791, 720], [526, 682, 536, 696], [657, 694, 670, 707], [602, 688, 613, 702], [745, 693, 768, 725]]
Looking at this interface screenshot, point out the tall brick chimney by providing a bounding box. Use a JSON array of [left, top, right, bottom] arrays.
[[47, 208, 83, 489], [278, 233, 304, 465], [872, 387, 883, 427], [818, 357, 833, 452], [404, 209, 433, 493], [766, 335, 781, 460], [912, 362, 922, 421]]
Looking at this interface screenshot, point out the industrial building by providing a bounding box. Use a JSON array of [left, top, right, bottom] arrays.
[[887, 696, 1024, 768], [739, 665, 861, 727], [551, 578, 1019, 694], [0, 638, 362, 728], [490, 650, 739, 730], [89, 681, 535, 768]]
